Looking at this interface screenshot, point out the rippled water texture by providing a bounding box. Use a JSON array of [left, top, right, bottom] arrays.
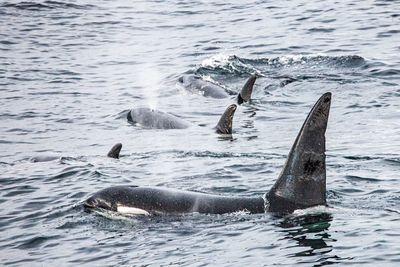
[[1, 0, 400, 266]]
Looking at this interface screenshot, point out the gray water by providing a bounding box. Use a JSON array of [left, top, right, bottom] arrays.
[[1, 0, 400, 266]]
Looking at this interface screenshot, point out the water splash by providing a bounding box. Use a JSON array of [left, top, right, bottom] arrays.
[[136, 64, 163, 110], [196, 53, 370, 85], [200, 53, 263, 76], [201, 53, 365, 72], [201, 54, 232, 68]]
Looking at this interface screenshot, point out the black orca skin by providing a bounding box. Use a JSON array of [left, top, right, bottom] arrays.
[[87, 93, 331, 215]]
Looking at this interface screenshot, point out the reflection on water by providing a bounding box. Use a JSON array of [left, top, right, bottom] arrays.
[[278, 213, 352, 266]]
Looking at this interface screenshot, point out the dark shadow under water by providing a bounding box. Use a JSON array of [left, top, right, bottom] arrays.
[[276, 213, 351, 266]]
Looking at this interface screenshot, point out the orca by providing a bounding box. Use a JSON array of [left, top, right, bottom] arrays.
[[179, 74, 256, 104], [127, 108, 190, 129], [86, 93, 331, 215], [30, 143, 123, 162], [107, 143, 122, 159], [127, 104, 237, 134]]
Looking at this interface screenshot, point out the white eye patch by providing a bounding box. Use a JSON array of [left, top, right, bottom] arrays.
[[117, 205, 150, 216]]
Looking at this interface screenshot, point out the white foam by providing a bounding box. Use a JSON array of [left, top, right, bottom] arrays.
[[201, 53, 232, 68], [276, 53, 327, 65], [292, 205, 332, 216]]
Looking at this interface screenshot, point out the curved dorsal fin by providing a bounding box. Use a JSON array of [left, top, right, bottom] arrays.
[[237, 75, 257, 105], [215, 104, 237, 135], [107, 143, 122, 159], [267, 93, 331, 213]]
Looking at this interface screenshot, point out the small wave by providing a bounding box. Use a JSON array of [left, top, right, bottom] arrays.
[[0, 40, 17, 45], [0, 111, 57, 120], [175, 150, 280, 160], [1, 1, 94, 11], [376, 29, 400, 38], [199, 54, 262, 76], [44, 165, 99, 182], [82, 21, 123, 26], [17, 235, 61, 249], [345, 175, 382, 183], [196, 54, 367, 81], [308, 27, 336, 33], [30, 155, 60, 163], [0, 161, 10, 167], [201, 54, 365, 70], [385, 208, 400, 214], [0, 140, 34, 144], [369, 68, 400, 79], [3, 185, 37, 197], [28, 91, 89, 96], [384, 158, 400, 165], [344, 155, 381, 161]]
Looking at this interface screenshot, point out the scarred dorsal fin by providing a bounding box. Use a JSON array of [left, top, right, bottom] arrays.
[[266, 93, 331, 213]]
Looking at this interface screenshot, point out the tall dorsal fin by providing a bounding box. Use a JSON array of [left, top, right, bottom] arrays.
[[237, 75, 256, 105], [266, 93, 331, 213], [215, 104, 237, 135], [107, 143, 122, 159]]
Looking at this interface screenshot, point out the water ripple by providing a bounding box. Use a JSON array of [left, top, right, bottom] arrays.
[[1, 0, 400, 265], [1, 1, 95, 11]]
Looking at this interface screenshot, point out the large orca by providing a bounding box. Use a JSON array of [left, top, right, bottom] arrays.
[[179, 74, 256, 104], [127, 104, 237, 134], [86, 93, 331, 215]]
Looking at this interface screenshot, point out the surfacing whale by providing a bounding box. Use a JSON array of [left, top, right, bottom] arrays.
[[179, 74, 256, 104], [127, 104, 237, 134], [107, 143, 122, 159], [127, 108, 190, 129], [86, 93, 331, 215], [30, 143, 123, 162]]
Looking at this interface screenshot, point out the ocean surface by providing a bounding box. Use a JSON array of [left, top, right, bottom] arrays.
[[1, 0, 400, 266]]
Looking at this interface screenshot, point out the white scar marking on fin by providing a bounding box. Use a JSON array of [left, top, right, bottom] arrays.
[[117, 205, 150, 216]]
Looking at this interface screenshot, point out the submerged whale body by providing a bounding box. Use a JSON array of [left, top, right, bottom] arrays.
[[107, 143, 122, 159], [127, 104, 237, 134], [87, 93, 331, 215], [127, 108, 190, 129], [179, 74, 229, 99], [179, 74, 256, 104], [30, 143, 123, 162]]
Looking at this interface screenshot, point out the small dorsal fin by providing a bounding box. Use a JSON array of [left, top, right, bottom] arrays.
[[237, 75, 257, 105], [107, 143, 122, 159], [215, 104, 237, 135], [266, 93, 331, 213], [127, 110, 133, 123]]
